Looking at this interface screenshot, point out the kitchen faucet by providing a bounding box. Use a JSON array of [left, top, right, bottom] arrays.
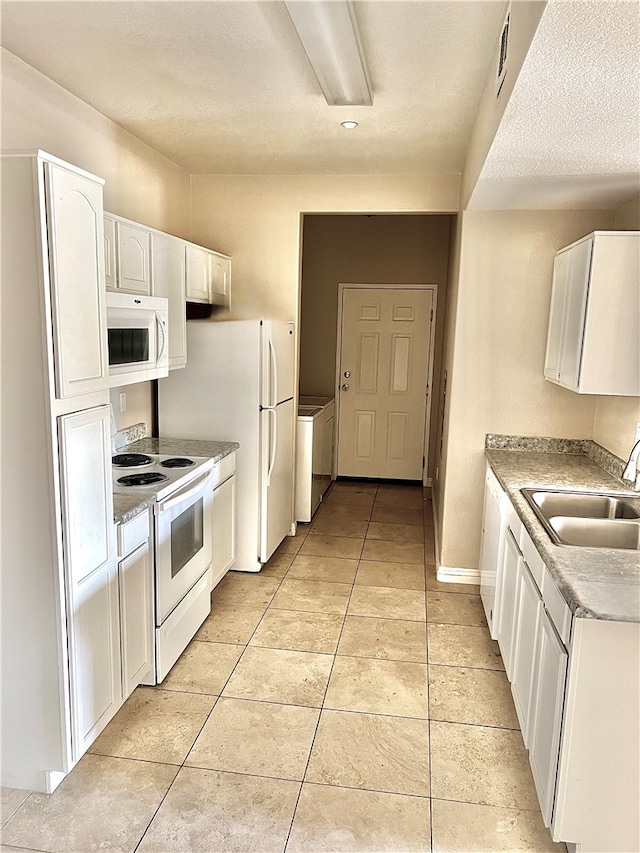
[[621, 438, 640, 490]]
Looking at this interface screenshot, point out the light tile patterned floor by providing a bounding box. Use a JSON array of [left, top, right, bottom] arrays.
[[1, 482, 566, 853]]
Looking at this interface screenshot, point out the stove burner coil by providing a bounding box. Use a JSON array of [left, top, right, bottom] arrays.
[[160, 457, 196, 468], [112, 453, 154, 468], [117, 472, 169, 486]]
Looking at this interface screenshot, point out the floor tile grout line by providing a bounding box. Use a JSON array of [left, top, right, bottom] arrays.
[[424, 491, 435, 851], [133, 561, 304, 852], [282, 483, 376, 852]]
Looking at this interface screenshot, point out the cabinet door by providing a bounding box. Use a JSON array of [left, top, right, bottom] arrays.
[[496, 527, 520, 680], [151, 233, 187, 369], [211, 476, 236, 586], [558, 238, 592, 390], [58, 406, 120, 760], [209, 253, 231, 306], [44, 162, 108, 399], [117, 221, 151, 295], [529, 608, 568, 827], [119, 540, 153, 699], [186, 244, 210, 302], [544, 251, 569, 382], [211, 475, 236, 587], [511, 559, 542, 747], [103, 215, 118, 291], [479, 468, 505, 638]]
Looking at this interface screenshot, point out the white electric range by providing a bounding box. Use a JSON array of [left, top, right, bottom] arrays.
[[113, 450, 215, 682]]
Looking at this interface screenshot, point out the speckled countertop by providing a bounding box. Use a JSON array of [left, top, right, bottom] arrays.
[[113, 437, 239, 525], [485, 448, 640, 624]]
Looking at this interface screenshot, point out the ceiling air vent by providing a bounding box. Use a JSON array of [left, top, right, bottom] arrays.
[[495, 5, 510, 98]]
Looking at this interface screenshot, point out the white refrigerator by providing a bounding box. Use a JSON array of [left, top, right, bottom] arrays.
[[158, 319, 295, 572]]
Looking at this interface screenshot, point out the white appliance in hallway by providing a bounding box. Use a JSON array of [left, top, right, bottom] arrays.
[[159, 320, 295, 572]]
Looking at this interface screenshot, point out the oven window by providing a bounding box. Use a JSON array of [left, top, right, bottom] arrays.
[[108, 327, 150, 365], [170, 497, 204, 578]]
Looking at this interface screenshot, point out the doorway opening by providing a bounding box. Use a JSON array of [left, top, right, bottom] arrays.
[[298, 213, 455, 488]]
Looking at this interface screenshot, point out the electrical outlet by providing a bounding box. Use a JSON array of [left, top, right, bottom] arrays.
[[119, 392, 127, 413]]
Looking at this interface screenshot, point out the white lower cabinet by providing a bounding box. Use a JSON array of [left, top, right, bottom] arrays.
[[528, 607, 568, 826], [117, 511, 154, 699], [510, 557, 541, 749], [58, 406, 121, 762], [496, 528, 520, 680], [492, 474, 639, 851], [210, 453, 237, 588]]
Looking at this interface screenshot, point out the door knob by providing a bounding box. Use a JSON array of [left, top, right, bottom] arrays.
[[343, 371, 351, 378], [342, 384, 350, 391]]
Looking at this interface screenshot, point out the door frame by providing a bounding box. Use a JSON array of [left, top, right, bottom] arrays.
[[334, 283, 438, 486]]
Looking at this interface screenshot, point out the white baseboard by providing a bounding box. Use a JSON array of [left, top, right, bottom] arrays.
[[436, 565, 480, 586]]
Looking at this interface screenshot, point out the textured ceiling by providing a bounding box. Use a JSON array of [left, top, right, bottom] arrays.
[[471, 0, 640, 209], [0, 0, 506, 175]]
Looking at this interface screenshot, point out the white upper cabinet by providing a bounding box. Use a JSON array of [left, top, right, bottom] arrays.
[[185, 243, 210, 302], [104, 215, 151, 295], [151, 233, 187, 369], [186, 243, 232, 307], [209, 251, 231, 306], [103, 215, 118, 291], [45, 162, 109, 400], [544, 231, 640, 395], [118, 221, 151, 294]]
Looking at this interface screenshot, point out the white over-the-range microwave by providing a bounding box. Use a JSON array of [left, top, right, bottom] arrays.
[[106, 292, 169, 387]]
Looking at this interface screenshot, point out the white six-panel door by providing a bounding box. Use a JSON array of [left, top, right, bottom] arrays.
[[337, 287, 434, 480]]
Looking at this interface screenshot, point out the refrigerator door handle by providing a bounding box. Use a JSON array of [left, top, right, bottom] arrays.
[[269, 335, 278, 408], [267, 408, 277, 486]]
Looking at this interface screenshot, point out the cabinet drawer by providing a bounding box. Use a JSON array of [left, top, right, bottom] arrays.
[[506, 501, 523, 544], [520, 527, 544, 592], [212, 452, 236, 490], [118, 509, 150, 558], [542, 566, 572, 646]]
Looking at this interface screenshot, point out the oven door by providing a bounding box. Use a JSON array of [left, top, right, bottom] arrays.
[[155, 469, 213, 625]]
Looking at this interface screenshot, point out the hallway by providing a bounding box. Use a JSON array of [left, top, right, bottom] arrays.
[[1, 481, 564, 852]]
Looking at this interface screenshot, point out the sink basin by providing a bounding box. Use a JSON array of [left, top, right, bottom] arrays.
[[549, 517, 640, 550], [523, 489, 640, 520], [521, 488, 640, 550]]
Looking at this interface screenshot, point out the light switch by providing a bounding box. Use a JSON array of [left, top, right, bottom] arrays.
[[119, 392, 127, 412]]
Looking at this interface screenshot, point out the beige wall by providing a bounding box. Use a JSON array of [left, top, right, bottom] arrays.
[[2, 50, 192, 432], [592, 195, 640, 460], [432, 214, 463, 515], [298, 214, 452, 479], [461, 1, 546, 208], [437, 208, 621, 571], [189, 174, 460, 325]]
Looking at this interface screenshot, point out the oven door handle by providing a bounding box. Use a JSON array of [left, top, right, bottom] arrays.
[[157, 471, 212, 513]]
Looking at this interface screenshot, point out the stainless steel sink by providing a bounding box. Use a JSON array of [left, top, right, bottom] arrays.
[[548, 517, 640, 550], [521, 488, 640, 550], [523, 490, 640, 520]]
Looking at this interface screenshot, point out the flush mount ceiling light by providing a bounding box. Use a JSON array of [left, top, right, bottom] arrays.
[[284, 0, 373, 106], [341, 120, 358, 129]]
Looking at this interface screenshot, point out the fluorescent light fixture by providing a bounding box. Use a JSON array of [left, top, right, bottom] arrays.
[[284, 0, 372, 106]]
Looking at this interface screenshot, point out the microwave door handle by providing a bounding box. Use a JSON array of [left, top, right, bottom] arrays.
[[157, 471, 212, 513], [156, 314, 167, 361]]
